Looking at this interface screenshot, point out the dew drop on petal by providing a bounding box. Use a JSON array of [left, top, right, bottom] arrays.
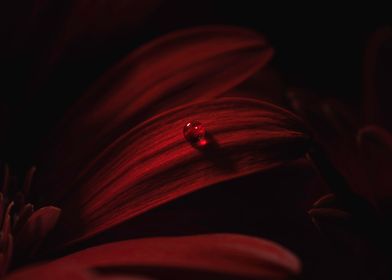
[[183, 120, 208, 148]]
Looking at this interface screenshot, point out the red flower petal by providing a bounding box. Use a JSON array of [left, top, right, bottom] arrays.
[[36, 26, 274, 200], [44, 97, 309, 246], [6, 234, 301, 280], [66, 25, 272, 125]]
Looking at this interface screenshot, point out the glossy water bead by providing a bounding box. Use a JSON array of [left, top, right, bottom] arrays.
[[183, 120, 208, 148]]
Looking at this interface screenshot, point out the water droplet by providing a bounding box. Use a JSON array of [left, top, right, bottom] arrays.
[[183, 120, 208, 148]]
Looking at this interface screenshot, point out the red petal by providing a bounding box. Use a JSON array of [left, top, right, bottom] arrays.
[[6, 234, 301, 280], [36, 26, 274, 200], [65, 26, 272, 128], [48, 98, 308, 246]]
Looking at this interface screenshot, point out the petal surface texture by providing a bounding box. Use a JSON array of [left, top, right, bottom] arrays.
[[53, 98, 309, 245]]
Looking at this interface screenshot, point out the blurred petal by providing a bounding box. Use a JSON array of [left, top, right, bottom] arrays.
[[63, 25, 273, 130], [287, 89, 374, 201], [7, 234, 301, 280], [45, 98, 308, 245], [309, 200, 390, 280], [363, 27, 392, 131], [357, 125, 392, 215], [312, 193, 337, 209], [13, 206, 61, 260], [36, 26, 274, 194], [0, 203, 13, 276], [309, 208, 352, 226]]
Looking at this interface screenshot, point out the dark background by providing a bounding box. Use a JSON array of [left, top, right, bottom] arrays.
[[1, 2, 390, 167]]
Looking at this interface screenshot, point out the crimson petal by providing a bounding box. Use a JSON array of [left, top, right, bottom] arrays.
[[46, 98, 309, 246], [7, 234, 301, 280]]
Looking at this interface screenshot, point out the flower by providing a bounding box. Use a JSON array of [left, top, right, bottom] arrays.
[[0, 2, 314, 279]]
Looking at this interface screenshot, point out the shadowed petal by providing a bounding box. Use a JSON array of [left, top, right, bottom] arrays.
[[62, 25, 273, 132], [0, 203, 13, 276], [312, 193, 337, 209], [357, 125, 392, 215], [309, 198, 390, 280], [13, 207, 61, 259], [287, 89, 379, 206], [7, 234, 301, 280]]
